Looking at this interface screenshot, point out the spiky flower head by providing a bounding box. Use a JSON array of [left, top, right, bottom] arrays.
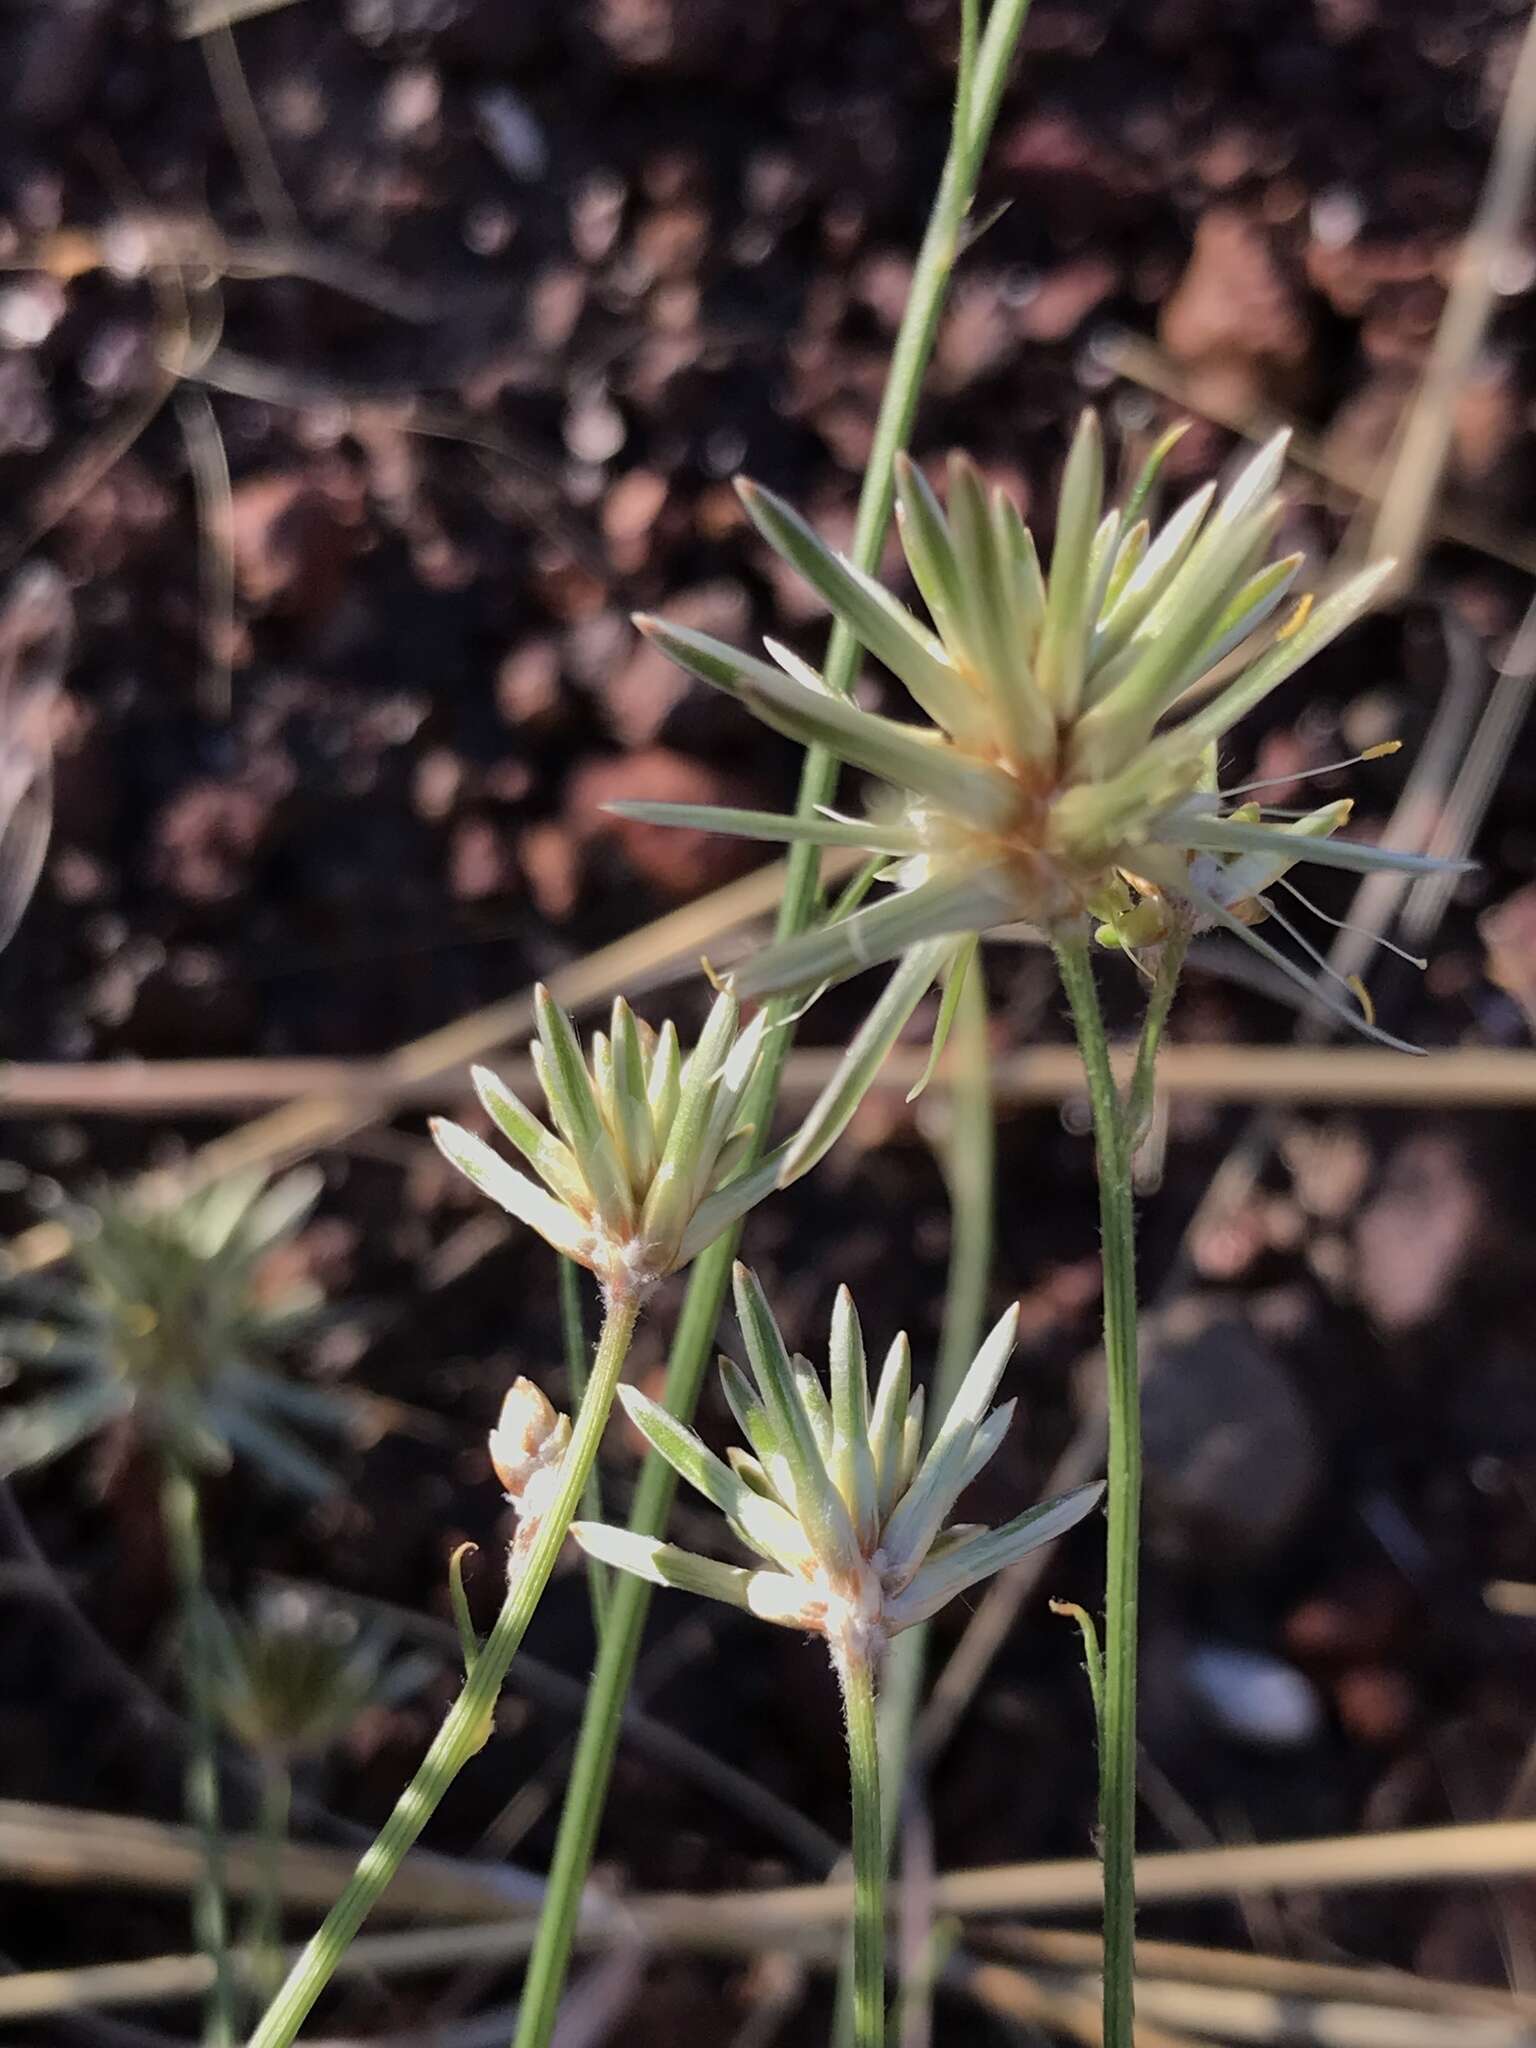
[[572, 1263, 1100, 1668], [210, 1587, 434, 1763], [432, 987, 780, 1302], [0, 1168, 347, 1495], [621, 418, 1462, 1050]]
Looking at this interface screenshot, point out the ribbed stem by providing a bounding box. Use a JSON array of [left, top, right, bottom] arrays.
[[1053, 936, 1140, 2048], [246, 1291, 641, 2048], [838, 1645, 887, 2048], [245, 1752, 291, 2015], [158, 1455, 235, 2048], [558, 1256, 609, 1633], [838, 945, 993, 2044]]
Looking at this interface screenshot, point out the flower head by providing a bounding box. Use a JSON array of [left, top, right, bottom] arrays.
[[571, 1263, 1100, 1667], [620, 418, 1465, 1050], [431, 986, 779, 1300], [0, 1168, 346, 1495], [210, 1587, 434, 1763]]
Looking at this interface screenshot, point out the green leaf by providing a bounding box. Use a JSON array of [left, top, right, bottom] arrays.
[[570, 1523, 760, 1611], [534, 987, 635, 1236], [894, 452, 969, 655], [639, 990, 740, 1262], [645, 1019, 682, 1153], [604, 800, 920, 856], [1035, 410, 1104, 719], [634, 615, 1020, 827], [887, 1481, 1105, 1629], [732, 1263, 860, 1574], [0, 1320, 109, 1373], [674, 1152, 784, 1269], [955, 1395, 1015, 1495], [617, 1383, 808, 1565], [1175, 816, 1470, 878], [868, 1331, 912, 1525], [986, 488, 1057, 763], [779, 935, 952, 1181], [608, 998, 656, 1192], [905, 933, 978, 1103], [829, 1286, 878, 1546], [430, 1119, 591, 1265], [471, 1066, 589, 1211], [880, 1302, 1019, 1585], [448, 1542, 480, 1674], [1089, 481, 1215, 678], [737, 480, 989, 744], [1177, 558, 1398, 751], [0, 1381, 132, 1477], [1119, 419, 1188, 527], [1072, 501, 1281, 774]]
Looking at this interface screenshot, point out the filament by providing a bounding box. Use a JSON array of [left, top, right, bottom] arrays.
[[1275, 874, 1428, 970], [1223, 740, 1400, 800]]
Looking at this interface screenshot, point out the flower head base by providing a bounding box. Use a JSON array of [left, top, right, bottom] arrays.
[[432, 987, 779, 1301], [572, 1264, 1101, 1668], [620, 417, 1467, 1050], [0, 1168, 346, 1495]]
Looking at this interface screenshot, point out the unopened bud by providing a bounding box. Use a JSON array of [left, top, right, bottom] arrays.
[[488, 1378, 569, 1500]]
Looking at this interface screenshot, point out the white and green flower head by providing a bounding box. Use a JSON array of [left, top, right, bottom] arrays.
[[210, 1587, 435, 1764], [572, 1262, 1101, 1667], [621, 417, 1465, 1052], [431, 987, 779, 1302], [0, 1168, 346, 1495]]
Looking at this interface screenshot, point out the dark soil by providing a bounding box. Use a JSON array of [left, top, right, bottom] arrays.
[[3, 0, 1536, 2041]]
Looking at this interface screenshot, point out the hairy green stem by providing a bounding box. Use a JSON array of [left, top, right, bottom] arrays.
[[838, 1646, 887, 2048], [1053, 936, 1140, 2048], [159, 1455, 236, 2048], [245, 1752, 292, 2015], [247, 1292, 641, 2048], [509, 11, 1034, 2043]]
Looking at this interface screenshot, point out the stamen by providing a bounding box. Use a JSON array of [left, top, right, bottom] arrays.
[[1275, 593, 1314, 641], [1223, 739, 1401, 800], [1254, 892, 1379, 1020], [1274, 874, 1428, 970]]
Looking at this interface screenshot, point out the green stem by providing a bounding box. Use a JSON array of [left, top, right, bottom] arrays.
[[159, 1455, 236, 2048], [246, 1752, 292, 2015], [1052, 936, 1140, 2048], [838, 943, 993, 2044], [559, 1257, 609, 1633], [510, 12, 1035, 2041], [1124, 926, 1190, 1150], [247, 1292, 642, 2048], [838, 1646, 887, 2048]]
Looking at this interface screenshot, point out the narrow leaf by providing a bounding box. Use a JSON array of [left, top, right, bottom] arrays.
[[888, 1481, 1105, 1629], [778, 935, 952, 1180], [430, 1119, 591, 1264], [737, 480, 989, 742], [829, 1286, 879, 1546], [732, 1263, 860, 1574], [471, 1066, 589, 1211], [605, 801, 920, 855], [634, 615, 1020, 827]]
